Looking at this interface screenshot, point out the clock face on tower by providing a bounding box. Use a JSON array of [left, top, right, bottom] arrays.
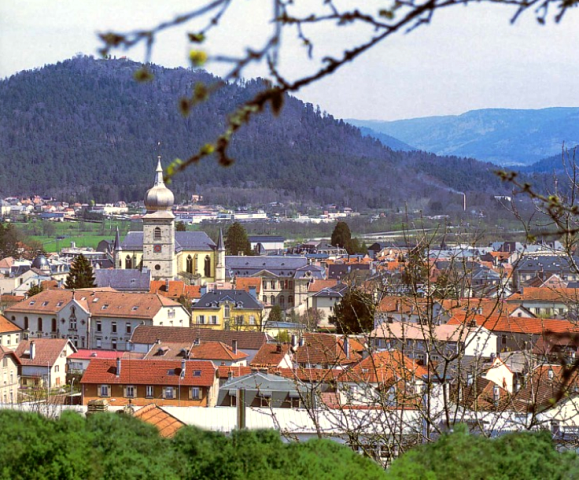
[[153, 244, 162, 253]]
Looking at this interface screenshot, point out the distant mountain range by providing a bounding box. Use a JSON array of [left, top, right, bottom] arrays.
[[0, 57, 514, 208], [348, 108, 579, 166]]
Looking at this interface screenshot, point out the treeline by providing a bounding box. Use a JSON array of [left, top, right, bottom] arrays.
[[0, 56, 514, 208]]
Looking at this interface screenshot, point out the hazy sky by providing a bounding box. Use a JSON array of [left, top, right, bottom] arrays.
[[1, 0, 578, 121]]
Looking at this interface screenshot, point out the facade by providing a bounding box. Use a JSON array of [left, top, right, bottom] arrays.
[[0, 314, 23, 349], [113, 159, 225, 284], [5, 289, 190, 350], [0, 346, 19, 404], [80, 358, 219, 407], [191, 289, 265, 332]]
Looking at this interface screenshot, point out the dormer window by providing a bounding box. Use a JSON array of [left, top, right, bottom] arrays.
[[102, 304, 109, 310], [29, 301, 35, 306], [42, 302, 49, 307]]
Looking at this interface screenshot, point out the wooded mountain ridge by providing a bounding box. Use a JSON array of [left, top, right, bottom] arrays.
[[0, 56, 512, 208]]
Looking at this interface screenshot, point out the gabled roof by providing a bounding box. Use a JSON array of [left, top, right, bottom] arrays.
[[448, 312, 579, 335], [234, 277, 262, 295], [308, 279, 338, 293], [130, 325, 271, 350], [294, 333, 363, 366], [250, 343, 291, 367], [80, 359, 216, 387], [220, 371, 302, 394], [192, 289, 263, 311], [5, 290, 74, 315], [15, 338, 74, 367], [339, 350, 428, 384], [371, 322, 476, 342], [508, 287, 579, 303], [217, 365, 340, 382], [69, 349, 121, 360], [149, 280, 201, 300], [144, 340, 247, 362], [133, 404, 185, 438], [0, 314, 22, 334], [95, 269, 151, 291], [121, 231, 216, 252]]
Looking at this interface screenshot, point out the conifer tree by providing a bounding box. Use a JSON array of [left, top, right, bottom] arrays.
[[65, 254, 96, 289], [225, 222, 252, 255]]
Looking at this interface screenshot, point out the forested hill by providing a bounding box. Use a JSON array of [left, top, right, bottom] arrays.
[[0, 56, 509, 207]]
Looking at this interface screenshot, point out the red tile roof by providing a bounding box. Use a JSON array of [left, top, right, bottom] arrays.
[[69, 349, 121, 360], [149, 281, 201, 300], [508, 287, 579, 302], [80, 359, 216, 387], [14, 339, 72, 367], [294, 333, 363, 366], [250, 343, 291, 367], [308, 279, 338, 293], [448, 312, 579, 335], [133, 404, 185, 438], [0, 314, 22, 334], [339, 350, 427, 384], [130, 325, 270, 350], [234, 277, 262, 295]]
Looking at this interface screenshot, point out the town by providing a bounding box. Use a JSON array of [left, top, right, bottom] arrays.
[[0, 160, 576, 465]]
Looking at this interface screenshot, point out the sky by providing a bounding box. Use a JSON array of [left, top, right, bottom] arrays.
[[1, 0, 579, 121]]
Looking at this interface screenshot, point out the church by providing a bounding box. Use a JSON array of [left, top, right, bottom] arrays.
[[113, 159, 225, 284]]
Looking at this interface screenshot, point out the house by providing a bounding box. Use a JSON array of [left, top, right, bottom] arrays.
[[5, 289, 190, 350], [226, 256, 325, 310], [0, 314, 23, 349], [216, 370, 307, 408], [94, 268, 151, 292], [293, 333, 363, 369], [14, 338, 77, 389], [191, 289, 264, 331], [128, 325, 271, 363], [370, 322, 497, 362], [133, 403, 186, 438], [67, 349, 125, 375], [248, 236, 285, 253], [0, 346, 19, 404], [507, 287, 579, 319], [337, 350, 427, 408], [306, 282, 348, 329], [80, 358, 219, 407]]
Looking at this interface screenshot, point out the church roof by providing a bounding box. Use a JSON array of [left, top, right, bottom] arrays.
[[120, 231, 215, 252]]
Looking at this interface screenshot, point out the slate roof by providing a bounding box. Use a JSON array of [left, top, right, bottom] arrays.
[[226, 256, 312, 278], [130, 325, 271, 350], [80, 358, 216, 387], [94, 269, 151, 291], [133, 404, 185, 438], [192, 289, 263, 311], [15, 339, 73, 367], [121, 231, 216, 252], [516, 255, 579, 273]]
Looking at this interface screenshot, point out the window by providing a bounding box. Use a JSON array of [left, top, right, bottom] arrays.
[[197, 315, 205, 325], [125, 255, 132, 269], [249, 315, 256, 326], [288, 296, 294, 305], [154, 227, 161, 240], [501, 335, 507, 345], [102, 304, 109, 310], [168, 309, 175, 319], [190, 387, 201, 400], [38, 318, 43, 331], [163, 387, 175, 399], [112, 339, 117, 350], [230, 395, 237, 407], [52, 318, 57, 332], [96, 337, 102, 349], [260, 395, 271, 407], [186, 255, 193, 274], [262, 295, 267, 303], [96, 321, 102, 332], [236, 316, 243, 326], [271, 281, 276, 289], [125, 385, 135, 398], [42, 301, 49, 307], [280, 296, 285, 307], [210, 315, 218, 325], [2, 358, 6, 367], [204, 255, 211, 277], [146, 385, 154, 398], [112, 322, 117, 333], [99, 385, 110, 397], [126, 323, 131, 334], [24, 317, 28, 330], [224, 304, 230, 319], [270, 295, 275, 305]]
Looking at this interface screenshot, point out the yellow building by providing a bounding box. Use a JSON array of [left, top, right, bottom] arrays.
[[191, 289, 265, 332], [113, 158, 225, 284]]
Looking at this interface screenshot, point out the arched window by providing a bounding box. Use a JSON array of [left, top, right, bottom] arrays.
[[154, 227, 161, 240], [204, 256, 211, 277], [125, 255, 132, 269], [186, 255, 193, 274], [270, 295, 275, 305]]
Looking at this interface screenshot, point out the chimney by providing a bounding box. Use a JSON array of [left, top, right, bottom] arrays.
[[30, 341, 36, 360], [116, 357, 121, 377], [291, 335, 297, 349], [181, 359, 186, 378], [232, 339, 238, 355], [249, 286, 257, 299], [343, 337, 350, 359]]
